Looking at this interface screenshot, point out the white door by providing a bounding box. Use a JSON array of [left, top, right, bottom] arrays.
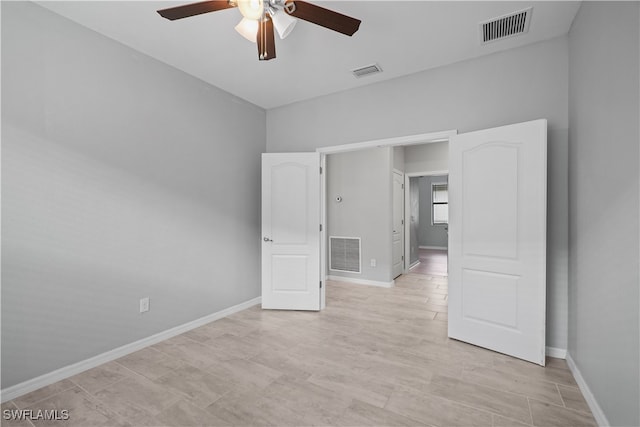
[[448, 119, 547, 365], [262, 153, 320, 311], [392, 171, 404, 278]]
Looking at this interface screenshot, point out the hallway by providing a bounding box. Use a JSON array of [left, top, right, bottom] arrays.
[[410, 248, 448, 276]]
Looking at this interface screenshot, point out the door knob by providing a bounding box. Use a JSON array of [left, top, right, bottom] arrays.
[[263, 237, 273, 242]]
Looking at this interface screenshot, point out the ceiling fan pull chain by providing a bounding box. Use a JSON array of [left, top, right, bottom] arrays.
[[260, 19, 265, 59], [259, 17, 267, 59]]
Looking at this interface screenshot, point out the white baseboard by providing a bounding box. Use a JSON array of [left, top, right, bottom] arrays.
[[409, 260, 420, 269], [419, 245, 448, 250], [327, 275, 394, 288], [566, 352, 609, 427], [545, 346, 567, 359], [0, 296, 262, 403]]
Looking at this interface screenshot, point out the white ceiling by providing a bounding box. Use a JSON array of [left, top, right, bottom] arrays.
[[37, 1, 580, 109]]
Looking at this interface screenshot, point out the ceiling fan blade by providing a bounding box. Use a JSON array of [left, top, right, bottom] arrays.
[[285, 1, 360, 36], [257, 18, 276, 61], [157, 1, 235, 21]]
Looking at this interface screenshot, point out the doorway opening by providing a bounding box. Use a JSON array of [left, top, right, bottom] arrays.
[[406, 173, 449, 278], [263, 120, 548, 366], [318, 130, 455, 308]]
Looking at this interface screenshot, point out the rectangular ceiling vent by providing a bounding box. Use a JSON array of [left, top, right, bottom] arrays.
[[479, 7, 532, 44], [351, 63, 382, 78], [330, 236, 361, 273]]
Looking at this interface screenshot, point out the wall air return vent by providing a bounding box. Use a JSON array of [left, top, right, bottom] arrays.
[[480, 7, 532, 44], [330, 236, 361, 273], [351, 63, 382, 78]]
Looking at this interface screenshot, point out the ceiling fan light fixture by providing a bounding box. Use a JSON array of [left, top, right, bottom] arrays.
[[157, 0, 361, 61], [235, 17, 259, 42], [270, 8, 296, 39], [237, 0, 264, 20]]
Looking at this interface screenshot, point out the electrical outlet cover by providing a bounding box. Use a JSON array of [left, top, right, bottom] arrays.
[[139, 297, 150, 313]]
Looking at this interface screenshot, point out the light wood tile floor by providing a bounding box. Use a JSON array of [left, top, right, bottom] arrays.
[[410, 249, 448, 277], [4, 274, 597, 427]]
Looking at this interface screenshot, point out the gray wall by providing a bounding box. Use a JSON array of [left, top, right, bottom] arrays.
[[266, 37, 568, 153], [568, 3, 640, 426], [418, 176, 448, 249], [326, 148, 392, 283], [405, 142, 449, 174], [267, 36, 570, 350], [2, 2, 265, 389]]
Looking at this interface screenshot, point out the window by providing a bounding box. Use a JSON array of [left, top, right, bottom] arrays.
[[432, 183, 448, 225]]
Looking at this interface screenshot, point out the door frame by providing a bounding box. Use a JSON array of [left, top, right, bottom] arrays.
[[403, 170, 449, 274], [392, 169, 405, 279], [316, 129, 457, 308]]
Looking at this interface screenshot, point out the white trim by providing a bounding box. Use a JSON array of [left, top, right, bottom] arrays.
[[566, 352, 609, 427], [316, 130, 457, 154], [320, 154, 327, 310], [404, 174, 411, 273], [409, 260, 420, 269], [419, 245, 448, 250], [0, 297, 262, 403], [405, 170, 449, 178], [545, 346, 567, 359], [327, 275, 394, 288]]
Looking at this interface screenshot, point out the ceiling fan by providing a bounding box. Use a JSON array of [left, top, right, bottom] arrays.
[[157, 0, 361, 61]]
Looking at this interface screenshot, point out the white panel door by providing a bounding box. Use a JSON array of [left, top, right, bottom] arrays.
[[448, 120, 547, 365], [392, 171, 404, 278], [262, 153, 320, 311]]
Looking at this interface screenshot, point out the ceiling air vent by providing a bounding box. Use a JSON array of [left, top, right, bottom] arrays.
[[351, 63, 382, 78], [480, 7, 532, 44]]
